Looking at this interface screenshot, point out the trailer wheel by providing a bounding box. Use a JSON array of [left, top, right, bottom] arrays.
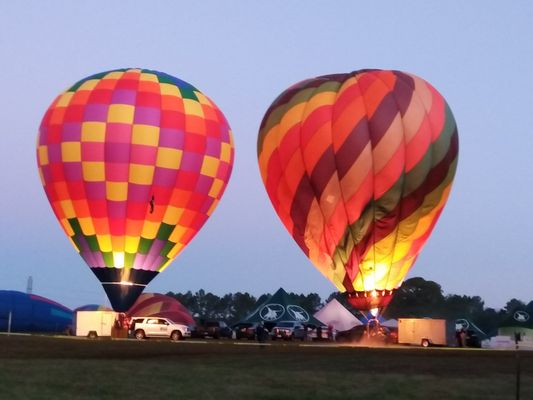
[[421, 339, 430, 347], [135, 330, 145, 340], [87, 331, 98, 339]]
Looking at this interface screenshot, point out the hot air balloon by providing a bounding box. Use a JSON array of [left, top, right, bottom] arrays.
[[37, 68, 234, 311], [127, 293, 195, 327], [257, 69, 458, 315]]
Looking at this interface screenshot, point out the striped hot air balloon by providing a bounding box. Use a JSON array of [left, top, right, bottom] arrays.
[[127, 293, 195, 327], [257, 69, 458, 314], [37, 68, 234, 312]]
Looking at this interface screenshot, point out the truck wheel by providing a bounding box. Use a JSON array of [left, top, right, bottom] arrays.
[[135, 330, 145, 340], [87, 331, 98, 339], [421, 339, 430, 348], [171, 331, 183, 341]]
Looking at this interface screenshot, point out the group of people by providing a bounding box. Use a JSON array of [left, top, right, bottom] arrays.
[[254, 322, 336, 343]]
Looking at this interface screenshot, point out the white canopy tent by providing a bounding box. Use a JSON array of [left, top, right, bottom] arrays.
[[314, 299, 363, 332], [381, 319, 398, 328]]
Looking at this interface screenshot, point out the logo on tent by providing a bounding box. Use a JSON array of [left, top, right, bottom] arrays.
[[259, 304, 284, 321], [456, 319, 470, 330], [514, 311, 530, 322], [287, 305, 309, 322]]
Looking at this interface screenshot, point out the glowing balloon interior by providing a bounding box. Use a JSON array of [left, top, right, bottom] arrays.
[[257, 69, 458, 313], [37, 69, 234, 311]]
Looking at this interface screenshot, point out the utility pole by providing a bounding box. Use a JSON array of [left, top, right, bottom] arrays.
[[515, 332, 521, 400], [26, 276, 33, 295]]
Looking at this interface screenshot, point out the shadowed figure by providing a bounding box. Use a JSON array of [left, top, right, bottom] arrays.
[[149, 195, 155, 214]]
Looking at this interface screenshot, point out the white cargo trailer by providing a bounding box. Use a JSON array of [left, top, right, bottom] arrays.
[[398, 318, 453, 347], [75, 310, 117, 338]]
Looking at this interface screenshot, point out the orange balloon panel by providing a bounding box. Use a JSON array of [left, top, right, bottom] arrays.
[[37, 69, 234, 311], [258, 70, 458, 311]]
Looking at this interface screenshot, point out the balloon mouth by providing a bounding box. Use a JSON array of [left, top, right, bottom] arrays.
[[90, 268, 159, 312], [345, 289, 396, 314], [100, 282, 148, 312]]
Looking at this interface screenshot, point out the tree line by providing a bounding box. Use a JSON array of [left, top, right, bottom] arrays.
[[167, 277, 533, 334]]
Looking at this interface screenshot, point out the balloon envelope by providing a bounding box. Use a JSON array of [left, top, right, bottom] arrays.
[[0, 290, 73, 333], [257, 69, 458, 312], [127, 293, 195, 327], [37, 68, 234, 311]]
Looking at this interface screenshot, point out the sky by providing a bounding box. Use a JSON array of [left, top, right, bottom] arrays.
[[0, 1, 532, 310]]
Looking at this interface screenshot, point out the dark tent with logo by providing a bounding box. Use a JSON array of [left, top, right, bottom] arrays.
[[454, 318, 487, 347], [0, 290, 73, 334], [498, 309, 533, 340], [238, 288, 323, 328], [455, 318, 487, 339]]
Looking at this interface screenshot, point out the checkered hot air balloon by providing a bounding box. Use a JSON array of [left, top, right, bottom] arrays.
[[257, 70, 458, 314], [37, 68, 234, 312]]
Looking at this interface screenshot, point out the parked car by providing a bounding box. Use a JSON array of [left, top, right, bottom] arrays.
[[336, 325, 367, 343], [336, 324, 396, 344], [464, 329, 482, 348], [271, 321, 303, 340], [293, 324, 329, 341], [232, 322, 259, 340], [192, 320, 233, 339], [130, 317, 191, 341]]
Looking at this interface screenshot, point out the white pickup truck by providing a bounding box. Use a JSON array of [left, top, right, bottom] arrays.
[[131, 317, 191, 341]]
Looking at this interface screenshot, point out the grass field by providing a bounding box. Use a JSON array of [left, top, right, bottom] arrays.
[[0, 334, 532, 400]]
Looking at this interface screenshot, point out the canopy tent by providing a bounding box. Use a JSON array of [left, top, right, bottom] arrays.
[[239, 288, 323, 326], [498, 309, 533, 340], [455, 318, 487, 339], [313, 298, 362, 331], [127, 293, 195, 327], [381, 319, 398, 329], [0, 290, 73, 333]]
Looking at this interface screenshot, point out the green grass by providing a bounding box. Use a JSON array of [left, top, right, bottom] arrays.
[[0, 335, 532, 399]]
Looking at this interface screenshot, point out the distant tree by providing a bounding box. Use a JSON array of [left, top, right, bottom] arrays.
[[287, 292, 323, 314], [443, 294, 484, 320], [228, 292, 257, 324], [384, 277, 445, 319], [196, 290, 227, 321], [304, 293, 323, 313], [166, 291, 197, 315], [503, 298, 526, 314], [473, 307, 502, 336]]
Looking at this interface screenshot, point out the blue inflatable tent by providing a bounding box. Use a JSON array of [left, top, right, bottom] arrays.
[[0, 290, 73, 334]]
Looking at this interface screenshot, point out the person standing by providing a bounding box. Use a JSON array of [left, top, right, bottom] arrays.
[[327, 324, 334, 341], [256, 322, 266, 343]]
